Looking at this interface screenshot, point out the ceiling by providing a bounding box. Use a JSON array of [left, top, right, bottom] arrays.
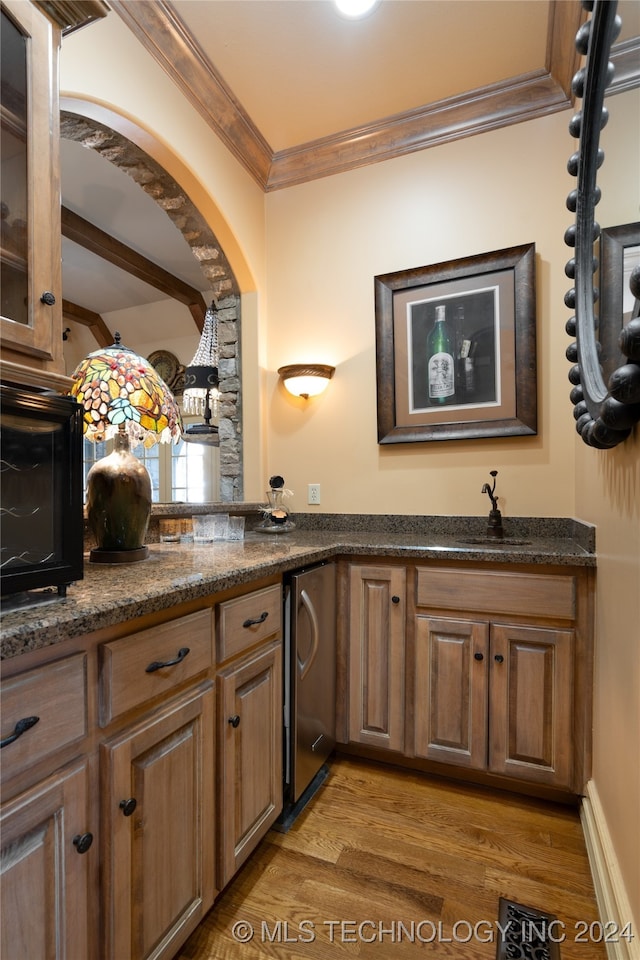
[[172, 0, 551, 152], [60, 0, 639, 328]]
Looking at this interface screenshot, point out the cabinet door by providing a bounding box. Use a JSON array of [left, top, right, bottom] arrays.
[[489, 624, 574, 788], [348, 564, 406, 752], [414, 616, 488, 768], [0, 759, 93, 960], [101, 683, 215, 960], [217, 639, 283, 888], [1, 0, 61, 364]]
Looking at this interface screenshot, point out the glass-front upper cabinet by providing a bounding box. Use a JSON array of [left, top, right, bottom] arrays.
[[0, 0, 62, 367]]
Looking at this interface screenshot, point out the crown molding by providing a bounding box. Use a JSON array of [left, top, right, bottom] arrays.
[[34, 0, 109, 35], [109, 0, 637, 193], [108, 0, 272, 188], [267, 70, 570, 191], [609, 37, 640, 96]]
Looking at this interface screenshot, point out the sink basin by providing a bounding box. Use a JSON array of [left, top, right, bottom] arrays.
[[457, 537, 532, 546]]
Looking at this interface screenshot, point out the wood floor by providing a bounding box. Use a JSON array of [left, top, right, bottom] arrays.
[[176, 756, 606, 960]]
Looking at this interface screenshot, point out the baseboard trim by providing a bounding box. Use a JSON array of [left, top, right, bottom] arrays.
[[581, 780, 639, 960]]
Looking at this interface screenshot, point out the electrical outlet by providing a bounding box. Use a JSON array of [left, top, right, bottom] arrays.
[[308, 483, 321, 505]]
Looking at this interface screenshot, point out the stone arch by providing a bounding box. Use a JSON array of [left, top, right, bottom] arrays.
[[60, 109, 244, 500]]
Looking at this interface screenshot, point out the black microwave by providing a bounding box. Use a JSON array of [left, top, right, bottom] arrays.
[[1, 382, 84, 598]]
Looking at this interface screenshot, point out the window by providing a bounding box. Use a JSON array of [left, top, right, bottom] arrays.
[[83, 416, 219, 503]]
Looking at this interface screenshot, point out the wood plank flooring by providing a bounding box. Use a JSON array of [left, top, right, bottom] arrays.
[[176, 756, 606, 960]]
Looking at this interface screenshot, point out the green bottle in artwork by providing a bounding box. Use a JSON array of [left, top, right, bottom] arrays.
[[427, 304, 455, 403]]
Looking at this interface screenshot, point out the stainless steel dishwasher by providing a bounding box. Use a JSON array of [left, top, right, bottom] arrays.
[[282, 561, 336, 816]]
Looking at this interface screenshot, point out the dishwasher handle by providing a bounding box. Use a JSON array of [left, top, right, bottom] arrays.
[[297, 587, 319, 681]]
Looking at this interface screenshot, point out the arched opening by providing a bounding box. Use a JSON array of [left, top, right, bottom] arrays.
[[59, 102, 254, 501]]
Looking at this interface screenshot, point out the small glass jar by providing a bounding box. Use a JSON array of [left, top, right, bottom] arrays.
[[266, 488, 289, 525]]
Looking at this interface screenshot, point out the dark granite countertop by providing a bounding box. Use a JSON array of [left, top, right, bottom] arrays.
[[0, 515, 596, 661]]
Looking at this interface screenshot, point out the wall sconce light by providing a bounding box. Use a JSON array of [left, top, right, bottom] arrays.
[[278, 364, 335, 399]]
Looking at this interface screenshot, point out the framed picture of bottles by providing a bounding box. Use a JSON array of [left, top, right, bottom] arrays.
[[374, 243, 537, 443]]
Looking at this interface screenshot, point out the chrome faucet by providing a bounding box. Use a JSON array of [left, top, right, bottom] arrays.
[[481, 469, 504, 539]]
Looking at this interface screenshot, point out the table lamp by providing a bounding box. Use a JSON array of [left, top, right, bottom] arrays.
[[69, 333, 182, 563]]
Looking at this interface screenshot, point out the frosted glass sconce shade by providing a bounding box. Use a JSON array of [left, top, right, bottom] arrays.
[[278, 364, 335, 399]]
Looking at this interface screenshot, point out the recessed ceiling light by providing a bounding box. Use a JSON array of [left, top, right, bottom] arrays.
[[334, 0, 381, 19]]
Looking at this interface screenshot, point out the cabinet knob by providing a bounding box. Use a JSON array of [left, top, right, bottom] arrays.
[[494, 654, 504, 663], [40, 291, 56, 306], [474, 652, 484, 661], [228, 715, 241, 728], [72, 832, 93, 854], [119, 798, 137, 817], [391, 596, 400, 604]]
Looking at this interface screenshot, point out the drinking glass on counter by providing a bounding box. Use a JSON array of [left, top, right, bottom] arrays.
[[159, 519, 180, 542], [227, 516, 245, 540], [193, 515, 216, 542], [212, 514, 229, 540]]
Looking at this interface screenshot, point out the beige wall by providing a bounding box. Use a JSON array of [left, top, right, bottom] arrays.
[[575, 90, 640, 930], [265, 110, 579, 517], [61, 16, 639, 925]]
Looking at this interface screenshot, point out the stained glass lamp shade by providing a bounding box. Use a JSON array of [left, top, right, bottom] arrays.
[[69, 334, 182, 563]]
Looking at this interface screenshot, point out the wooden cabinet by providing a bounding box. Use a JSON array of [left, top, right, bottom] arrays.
[[1, 759, 93, 960], [411, 564, 589, 793], [98, 608, 213, 726], [0, 652, 88, 783], [489, 622, 573, 785], [1, 582, 286, 958], [100, 682, 215, 960], [98, 607, 215, 960], [348, 563, 406, 753], [413, 616, 574, 788], [216, 584, 282, 888], [344, 559, 593, 796], [413, 616, 488, 769], [0, 651, 94, 960], [0, 0, 64, 381]]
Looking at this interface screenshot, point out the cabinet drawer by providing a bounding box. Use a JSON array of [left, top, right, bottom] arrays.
[[416, 567, 576, 621], [217, 584, 282, 662], [0, 654, 87, 782], [100, 608, 213, 725]]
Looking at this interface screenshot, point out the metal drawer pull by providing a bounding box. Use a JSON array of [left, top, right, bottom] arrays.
[[145, 647, 190, 673], [1, 715, 39, 748], [72, 833, 93, 854], [119, 798, 137, 817], [391, 596, 400, 604], [494, 654, 505, 663], [474, 652, 484, 661], [242, 611, 268, 628], [228, 715, 241, 728]]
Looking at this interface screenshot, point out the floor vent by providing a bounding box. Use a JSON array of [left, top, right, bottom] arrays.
[[496, 898, 561, 960]]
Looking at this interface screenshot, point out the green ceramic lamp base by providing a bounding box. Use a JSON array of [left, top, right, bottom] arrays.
[[86, 428, 152, 560]]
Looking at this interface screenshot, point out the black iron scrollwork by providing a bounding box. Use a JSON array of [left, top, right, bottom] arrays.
[[564, 0, 640, 447]]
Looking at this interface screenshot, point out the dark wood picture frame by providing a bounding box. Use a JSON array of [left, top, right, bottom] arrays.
[[374, 243, 537, 444], [598, 222, 640, 384]]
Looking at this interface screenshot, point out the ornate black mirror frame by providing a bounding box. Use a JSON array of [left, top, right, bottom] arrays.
[[564, 0, 640, 448]]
